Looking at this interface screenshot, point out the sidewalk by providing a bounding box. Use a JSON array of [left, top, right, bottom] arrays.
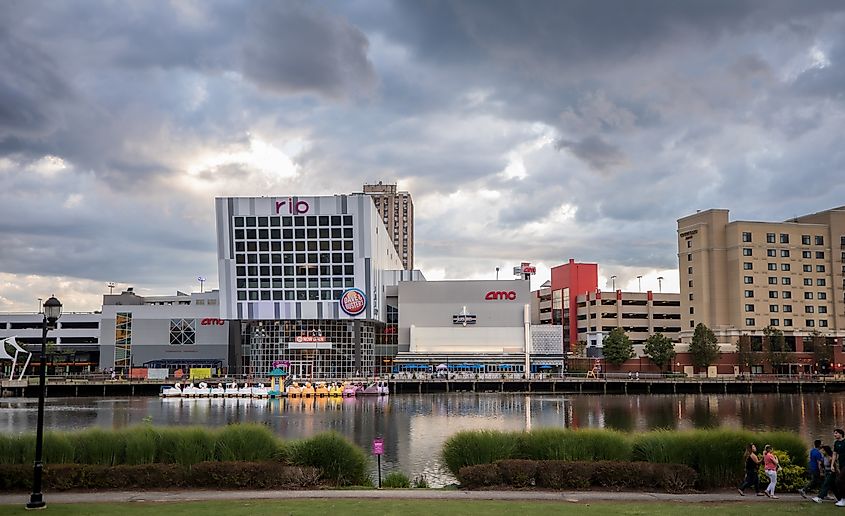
[[0, 489, 809, 505]]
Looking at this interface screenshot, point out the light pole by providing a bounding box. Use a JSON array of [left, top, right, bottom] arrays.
[[37, 298, 43, 314], [197, 276, 206, 293], [610, 275, 617, 291], [657, 276, 664, 293], [495, 267, 500, 280], [27, 295, 62, 510], [637, 275, 643, 292], [107, 282, 116, 295]]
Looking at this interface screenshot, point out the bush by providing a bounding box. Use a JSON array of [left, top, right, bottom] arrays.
[[497, 459, 536, 487], [73, 429, 125, 465], [757, 450, 806, 493], [214, 424, 280, 462], [412, 475, 429, 488], [442, 430, 520, 476], [288, 432, 369, 486], [123, 426, 157, 465], [519, 429, 631, 462], [535, 461, 592, 489], [382, 471, 411, 488], [457, 463, 501, 488]]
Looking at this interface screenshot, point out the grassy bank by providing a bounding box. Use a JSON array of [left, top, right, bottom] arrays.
[[443, 428, 807, 489], [0, 425, 370, 487], [0, 499, 821, 516]]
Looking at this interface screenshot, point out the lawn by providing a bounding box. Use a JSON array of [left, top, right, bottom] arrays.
[[0, 499, 824, 516]]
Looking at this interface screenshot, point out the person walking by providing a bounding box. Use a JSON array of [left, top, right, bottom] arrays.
[[800, 439, 824, 498], [813, 445, 836, 502], [763, 444, 780, 498], [737, 443, 762, 496], [815, 429, 845, 505]]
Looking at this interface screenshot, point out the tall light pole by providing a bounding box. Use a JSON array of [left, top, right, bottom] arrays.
[[495, 267, 500, 280], [37, 298, 43, 314], [610, 275, 617, 291], [197, 276, 206, 293], [107, 282, 116, 295], [27, 295, 62, 510], [637, 275, 643, 292], [657, 276, 664, 293]]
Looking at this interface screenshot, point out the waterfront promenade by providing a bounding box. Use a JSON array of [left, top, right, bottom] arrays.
[[1, 373, 842, 397]]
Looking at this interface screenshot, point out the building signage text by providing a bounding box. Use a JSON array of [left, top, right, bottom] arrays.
[[340, 288, 367, 316], [275, 198, 310, 215], [295, 335, 327, 343], [200, 318, 225, 326], [485, 291, 517, 301]]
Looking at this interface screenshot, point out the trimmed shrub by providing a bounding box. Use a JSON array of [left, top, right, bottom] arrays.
[[497, 459, 537, 487], [382, 471, 411, 488], [288, 432, 369, 486], [442, 430, 520, 476], [535, 461, 592, 490], [457, 463, 501, 488]]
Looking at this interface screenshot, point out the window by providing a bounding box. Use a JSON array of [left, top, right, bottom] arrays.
[[784, 319, 792, 327], [817, 265, 826, 272], [687, 254, 692, 261], [805, 306, 815, 313], [820, 320, 829, 327], [745, 290, 755, 298], [803, 264, 812, 272], [805, 292, 814, 299], [804, 278, 813, 286], [803, 251, 811, 259], [767, 277, 777, 284], [781, 263, 790, 271], [807, 320, 815, 327], [817, 278, 826, 286], [802, 235, 811, 245], [781, 250, 790, 258], [819, 292, 827, 300], [816, 235, 825, 245], [767, 263, 777, 271], [769, 305, 778, 312], [688, 293, 694, 301], [688, 280, 693, 287], [780, 234, 789, 244], [766, 233, 776, 243], [743, 232, 752, 242], [783, 291, 792, 299], [743, 262, 753, 270], [819, 306, 828, 314], [688, 267, 693, 274], [742, 248, 752, 256], [767, 249, 776, 257], [745, 304, 755, 312], [745, 318, 755, 326], [783, 305, 792, 312], [169, 319, 196, 346], [817, 251, 825, 259], [689, 307, 694, 315], [746, 276, 755, 284], [687, 240, 692, 248], [782, 277, 791, 285], [768, 290, 778, 298], [769, 319, 779, 326]]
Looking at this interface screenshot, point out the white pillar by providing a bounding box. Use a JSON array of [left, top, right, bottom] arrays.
[[524, 304, 531, 378]]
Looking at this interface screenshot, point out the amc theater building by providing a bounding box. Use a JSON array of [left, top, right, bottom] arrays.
[[215, 194, 406, 378]]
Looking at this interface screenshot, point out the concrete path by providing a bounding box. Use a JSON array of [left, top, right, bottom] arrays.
[[0, 489, 813, 505]]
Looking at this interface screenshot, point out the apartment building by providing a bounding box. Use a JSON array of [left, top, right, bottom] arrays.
[[363, 182, 415, 270], [677, 206, 845, 350], [530, 281, 553, 324], [576, 290, 682, 356]]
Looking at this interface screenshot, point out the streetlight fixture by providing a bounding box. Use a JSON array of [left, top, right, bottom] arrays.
[[657, 276, 664, 293], [637, 275, 643, 292], [610, 275, 617, 290], [27, 295, 61, 510]]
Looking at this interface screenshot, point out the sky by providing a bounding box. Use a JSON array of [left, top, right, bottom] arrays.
[[2, 0, 845, 313]]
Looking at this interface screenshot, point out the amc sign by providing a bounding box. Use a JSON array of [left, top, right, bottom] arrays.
[[200, 318, 225, 326], [485, 291, 517, 301]]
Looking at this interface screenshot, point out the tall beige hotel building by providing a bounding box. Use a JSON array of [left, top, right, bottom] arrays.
[[677, 206, 845, 347], [363, 182, 414, 270]]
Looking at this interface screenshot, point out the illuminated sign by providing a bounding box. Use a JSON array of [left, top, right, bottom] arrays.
[[275, 198, 310, 215], [485, 291, 517, 301], [295, 335, 327, 343], [340, 288, 367, 316], [452, 306, 477, 326], [200, 318, 225, 326], [513, 262, 536, 276]]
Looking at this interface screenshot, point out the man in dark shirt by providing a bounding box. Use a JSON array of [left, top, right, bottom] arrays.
[[832, 429, 845, 506]]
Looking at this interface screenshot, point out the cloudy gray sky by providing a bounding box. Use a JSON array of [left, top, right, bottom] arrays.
[[2, 0, 845, 312]]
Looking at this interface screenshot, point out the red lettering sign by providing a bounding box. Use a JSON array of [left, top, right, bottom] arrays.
[[200, 318, 225, 326], [484, 291, 517, 301]]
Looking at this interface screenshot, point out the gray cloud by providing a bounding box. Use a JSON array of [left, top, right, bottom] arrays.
[[555, 135, 627, 172]]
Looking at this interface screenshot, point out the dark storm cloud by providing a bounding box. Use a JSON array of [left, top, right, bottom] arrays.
[[554, 135, 627, 172]]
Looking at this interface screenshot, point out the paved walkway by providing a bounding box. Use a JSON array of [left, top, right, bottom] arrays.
[[0, 489, 811, 505]]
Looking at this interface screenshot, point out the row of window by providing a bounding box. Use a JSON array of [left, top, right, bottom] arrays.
[[743, 290, 828, 300], [740, 248, 827, 259], [235, 265, 355, 277], [234, 215, 353, 227], [234, 228, 353, 240], [235, 252, 355, 265], [237, 277, 353, 289], [743, 276, 828, 286], [745, 304, 828, 314], [742, 262, 827, 272], [744, 318, 828, 328], [237, 289, 350, 301], [742, 232, 826, 245]]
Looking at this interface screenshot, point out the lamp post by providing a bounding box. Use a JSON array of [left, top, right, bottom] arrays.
[[27, 296, 61, 509], [637, 275, 643, 292], [657, 276, 664, 293], [610, 275, 617, 290]]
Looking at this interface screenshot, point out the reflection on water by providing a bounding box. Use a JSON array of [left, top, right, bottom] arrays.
[[1, 393, 842, 487]]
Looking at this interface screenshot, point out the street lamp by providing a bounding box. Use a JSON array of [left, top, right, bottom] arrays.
[[637, 275, 643, 292], [27, 295, 61, 510], [610, 275, 617, 290], [657, 276, 664, 293]]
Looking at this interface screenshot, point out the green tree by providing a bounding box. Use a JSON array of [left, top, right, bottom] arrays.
[[643, 333, 675, 371], [763, 325, 787, 371], [602, 327, 634, 367], [572, 340, 588, 358], [735, 334, 759, 374], [689, 323, 720, 370], [809, 330, 833, 371]]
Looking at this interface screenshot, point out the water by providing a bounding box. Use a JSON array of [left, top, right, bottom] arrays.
[[1, 393, 840, 487]]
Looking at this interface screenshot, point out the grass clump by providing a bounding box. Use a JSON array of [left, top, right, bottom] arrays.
[[519, 428, 631, 462], [442, 430, 520, 476], [123, 426, 157, 465], [215, 424, 281, 462], [288, 432, 369, 486], [381, 471, 411, 488]]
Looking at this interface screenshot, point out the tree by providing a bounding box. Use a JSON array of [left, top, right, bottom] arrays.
[[602, 328, 634, 367], [689, 323, 720, 370], [735, 334, 760, 375], [572, 340, 588, 358], [810, 330, 833, 371], [763, 325, 787, 371], [644, 333, 676, 371]]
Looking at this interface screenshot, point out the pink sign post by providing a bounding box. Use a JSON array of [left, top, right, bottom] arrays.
[[372, 437, 384, 487]]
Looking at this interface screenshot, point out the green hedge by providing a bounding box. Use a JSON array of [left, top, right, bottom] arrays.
[[0, 462, 321, 491], [457, 460, 697, 492], [443, 428, 807, 490]]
